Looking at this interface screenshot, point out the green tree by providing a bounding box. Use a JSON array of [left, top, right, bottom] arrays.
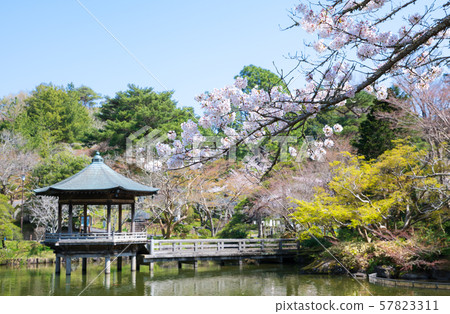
[[0, 194, 21, 239], [304, 91, 374, 139], [0, 92, 28, 132], [67, 83, 102, 108], [236, 64, 287, 93], [32, 151, 90, 186], [232, 66, 290, 162], [218, 210, 253, 239], [15, 84, 92, 152], [97, 84, 195, 151], [353, 100, 398, 160]]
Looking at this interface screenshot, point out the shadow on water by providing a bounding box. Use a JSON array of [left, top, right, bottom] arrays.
[[0, 262, 448, 296]]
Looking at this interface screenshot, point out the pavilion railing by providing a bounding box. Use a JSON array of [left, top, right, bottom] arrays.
[[44, 232, 148, 242]]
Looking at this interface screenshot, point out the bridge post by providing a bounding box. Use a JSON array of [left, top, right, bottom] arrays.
[[178, 261, 182, 269], [150, 236, 155, 255], [279, 239, 283, 252]]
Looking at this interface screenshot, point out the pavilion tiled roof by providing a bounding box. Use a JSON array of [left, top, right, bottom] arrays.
[[34, 152, 158, 196]]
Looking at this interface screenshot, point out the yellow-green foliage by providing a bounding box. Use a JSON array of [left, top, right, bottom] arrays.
[[290, 141, 446, 241]]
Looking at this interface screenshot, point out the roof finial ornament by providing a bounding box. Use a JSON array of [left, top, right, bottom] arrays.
[[92, 151, 104, 163]]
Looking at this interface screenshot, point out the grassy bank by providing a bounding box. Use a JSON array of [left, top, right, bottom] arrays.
[[0, 240, 54, 265]]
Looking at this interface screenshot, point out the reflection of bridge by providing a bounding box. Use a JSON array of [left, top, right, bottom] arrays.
[[142, 238, 299, 270]]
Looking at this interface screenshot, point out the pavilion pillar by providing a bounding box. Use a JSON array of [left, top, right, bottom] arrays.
[[68, 202, 73, 234], [107, 201, 111, 235], [66, 257, 71, 276], [117, 204, 123, 272], [131, 203, 135, 233], [118, 204, 123, 232], [105, 256, 111, 274], [83, 204, 88, 234], [82, 204, 88, 274], [131, 255, 136, 272], [55, 256, 61, 274], [57, 204, 62, 234]]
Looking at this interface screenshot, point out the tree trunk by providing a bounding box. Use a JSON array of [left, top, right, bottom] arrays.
[[257, 215, 263, 238], [208, 212, 216, 237]]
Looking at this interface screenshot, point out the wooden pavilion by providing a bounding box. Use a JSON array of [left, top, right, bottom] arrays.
[[34, 152, 158, 276]]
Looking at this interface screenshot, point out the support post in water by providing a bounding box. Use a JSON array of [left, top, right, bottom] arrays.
[[55, 256, 61, 274], [105, 255, 111, 274], [82, 258, 87, 274], [65, 257, 71, 276], [131, 255, 136, 272]]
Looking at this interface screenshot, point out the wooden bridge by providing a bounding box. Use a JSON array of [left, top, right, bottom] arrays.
[[142, 238, 299, 269], [43, 232, 299, 274]]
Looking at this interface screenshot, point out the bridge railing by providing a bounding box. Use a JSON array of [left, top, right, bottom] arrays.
[[147, 238, 299, 256], [44, 232, 148, 243]]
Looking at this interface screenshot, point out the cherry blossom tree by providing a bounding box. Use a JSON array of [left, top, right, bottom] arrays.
[[28, 196, 67, 237], [156, 0, 449, 174], [0, 131, 39, 203], [387, 76, 449, 157], [189, 160, 256, 236]]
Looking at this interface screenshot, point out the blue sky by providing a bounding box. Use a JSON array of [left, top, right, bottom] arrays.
[[1, 0, 303, 113]]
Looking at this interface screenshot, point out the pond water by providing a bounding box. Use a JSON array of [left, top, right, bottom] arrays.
[[0, 262, 448, 296]]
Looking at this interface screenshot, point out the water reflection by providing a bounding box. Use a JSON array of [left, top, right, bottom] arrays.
[[0, 262, 447, 296], [105, 273, 111, 289]]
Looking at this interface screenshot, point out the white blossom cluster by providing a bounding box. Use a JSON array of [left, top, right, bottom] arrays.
[[304, 123, 342, 161], [294, 0, 445, 101]]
